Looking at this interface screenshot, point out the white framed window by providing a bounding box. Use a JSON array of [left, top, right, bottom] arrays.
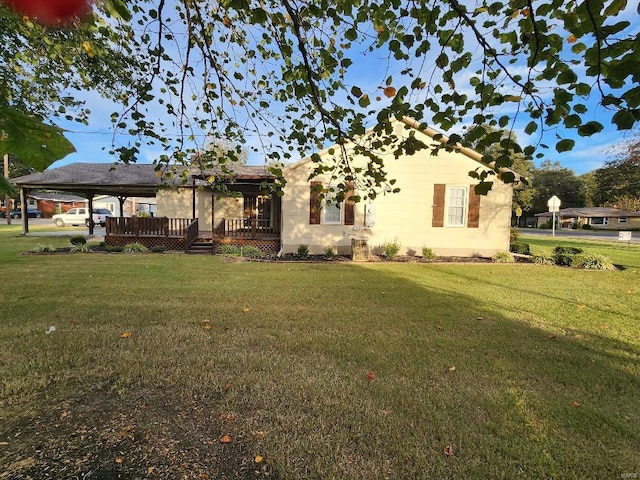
[[619, 217, 628, 224], [590, 217, 609, 225], [445, 186, 467, 227], [322, 192, 342, 224]]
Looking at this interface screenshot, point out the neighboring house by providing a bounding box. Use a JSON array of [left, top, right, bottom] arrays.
[[535, 207, 640, 230], [280, 118, 514, 257], [2, 192, 86, 217], [12, 118, 515, 256], [93, 194, 157, 217], [27, 192, 87, 217]]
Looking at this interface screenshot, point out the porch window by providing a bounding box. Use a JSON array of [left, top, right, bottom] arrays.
[[590, 217, 609, 225], [619, 217, 628, 224], [446, 186, 467, 227]]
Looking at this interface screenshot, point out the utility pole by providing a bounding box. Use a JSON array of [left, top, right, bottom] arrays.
[[3, 154, 11, 225]]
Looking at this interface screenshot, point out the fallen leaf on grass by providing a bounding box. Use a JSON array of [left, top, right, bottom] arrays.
[[219, 412, 236, 422], [59, 410, 70, 420], [203, 324, 212, 331], [365, 370, 376, 381], [571, 401, 581, 408], [115, 456, 124, 464], [242, 307, 250, 313], [448, 366, 456, 372], [121, 332, 131, 338], [254, 431, 266, 440], [548, 334, 557, 339], [219, 434, 232, 443], [378, 409, 391, 416], [223, 382, 232, 391], [444, 444, 454, 457], [255, 455, 264, 463], [146, 466, 155, 474]]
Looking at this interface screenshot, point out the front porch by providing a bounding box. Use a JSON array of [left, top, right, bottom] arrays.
[[105, 216, 281, 253]]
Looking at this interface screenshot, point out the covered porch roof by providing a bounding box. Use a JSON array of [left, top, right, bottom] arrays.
[[11, 162, 276, 233]]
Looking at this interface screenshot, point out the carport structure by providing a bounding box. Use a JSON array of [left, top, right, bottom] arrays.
[[12, 163, 161, 236]]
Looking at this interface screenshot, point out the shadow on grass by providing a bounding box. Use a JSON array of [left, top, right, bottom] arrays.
[[0, 258, 638, 479]]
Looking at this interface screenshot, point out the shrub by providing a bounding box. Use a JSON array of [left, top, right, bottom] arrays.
[[553, 246, 584, 266], [581, 224, 593, 230], [297, 244, 309, 258], [70, 243, 90, 253], [510, 227, 520, 243], [218, 245, 241, 255], [509, 242, 531, 255], [324, 245, 336, 260], [383, 240, 401, 259], [31, 244, 56, 253], [99, 241, 105, 247], [241, 245, 263, 258], [421, 246, 437, 260], [553, 246, 584, 255], [69, 235, 87, 246], [533, 251, 556, 266], [151, 245, 166, 253], [492, 251, 514, 263], [105, 245, 124, 253], [573, 253, 616, 271], [123, 242, 148, 253], [539, 220, 553, 229]]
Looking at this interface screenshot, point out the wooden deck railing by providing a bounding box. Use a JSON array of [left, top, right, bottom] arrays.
[[214, 218, 279, 239], [106, 216, 193, 236]]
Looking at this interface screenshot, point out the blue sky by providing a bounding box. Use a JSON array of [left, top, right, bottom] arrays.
[[48, 2, 639, 176]]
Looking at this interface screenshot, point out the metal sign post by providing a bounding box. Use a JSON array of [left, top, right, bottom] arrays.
[[547, 195, 561, 236]]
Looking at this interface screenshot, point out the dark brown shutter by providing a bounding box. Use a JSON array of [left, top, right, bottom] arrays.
[[309, 181, 322, 225], [467, 184, 481, 228], [432, 184, 445, 227], [344, 182, 355, 226]]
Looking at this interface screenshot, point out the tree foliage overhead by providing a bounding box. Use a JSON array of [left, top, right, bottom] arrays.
[[592, 129, 640, 208], [1, 0, 639, 199]]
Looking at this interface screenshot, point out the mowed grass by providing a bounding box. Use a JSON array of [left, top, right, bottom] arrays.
[[1, 225, 639, 478]]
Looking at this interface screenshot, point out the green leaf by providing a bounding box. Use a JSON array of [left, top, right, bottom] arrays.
[[555, 139, 575, 152], [104, 0, 131, 21], [612, 110, 636, 130], [0, 107, 75, 170], [577, 121, 604, 136], [0, 175, 15, 196]]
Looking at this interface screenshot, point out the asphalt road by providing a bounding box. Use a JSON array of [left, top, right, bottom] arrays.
[[519, 228, 640, 244]]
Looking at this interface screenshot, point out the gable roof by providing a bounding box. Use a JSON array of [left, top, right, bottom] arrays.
[[27, 192, 88, 203], [285, 117, 521, 182]]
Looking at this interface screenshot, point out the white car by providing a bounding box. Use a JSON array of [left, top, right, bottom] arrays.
[[52, 208, 113, 227]]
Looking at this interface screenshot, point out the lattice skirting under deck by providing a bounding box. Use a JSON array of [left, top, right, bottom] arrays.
[[106, 235, 186, 251], [215, 238, 280, 254]]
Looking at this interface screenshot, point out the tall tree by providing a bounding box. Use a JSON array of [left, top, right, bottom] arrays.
[[1, 0, 639, 200], [530, 160, 586, 213]]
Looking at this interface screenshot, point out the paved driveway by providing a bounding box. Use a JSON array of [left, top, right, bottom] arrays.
[[6, 218, 105, 239]]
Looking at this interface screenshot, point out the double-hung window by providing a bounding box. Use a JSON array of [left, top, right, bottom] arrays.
[[446, 186, 468, 227], [322, 192, 342, 224]]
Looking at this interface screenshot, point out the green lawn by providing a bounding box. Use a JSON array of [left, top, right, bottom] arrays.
[[1, 225, 639, 478]]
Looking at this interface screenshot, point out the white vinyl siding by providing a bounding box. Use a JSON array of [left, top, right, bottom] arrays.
[[446, 186, 467, 227]]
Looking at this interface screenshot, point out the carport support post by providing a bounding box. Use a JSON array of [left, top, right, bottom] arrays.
[[3, 154, 11, 225], [87, 191, 95, 235]]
